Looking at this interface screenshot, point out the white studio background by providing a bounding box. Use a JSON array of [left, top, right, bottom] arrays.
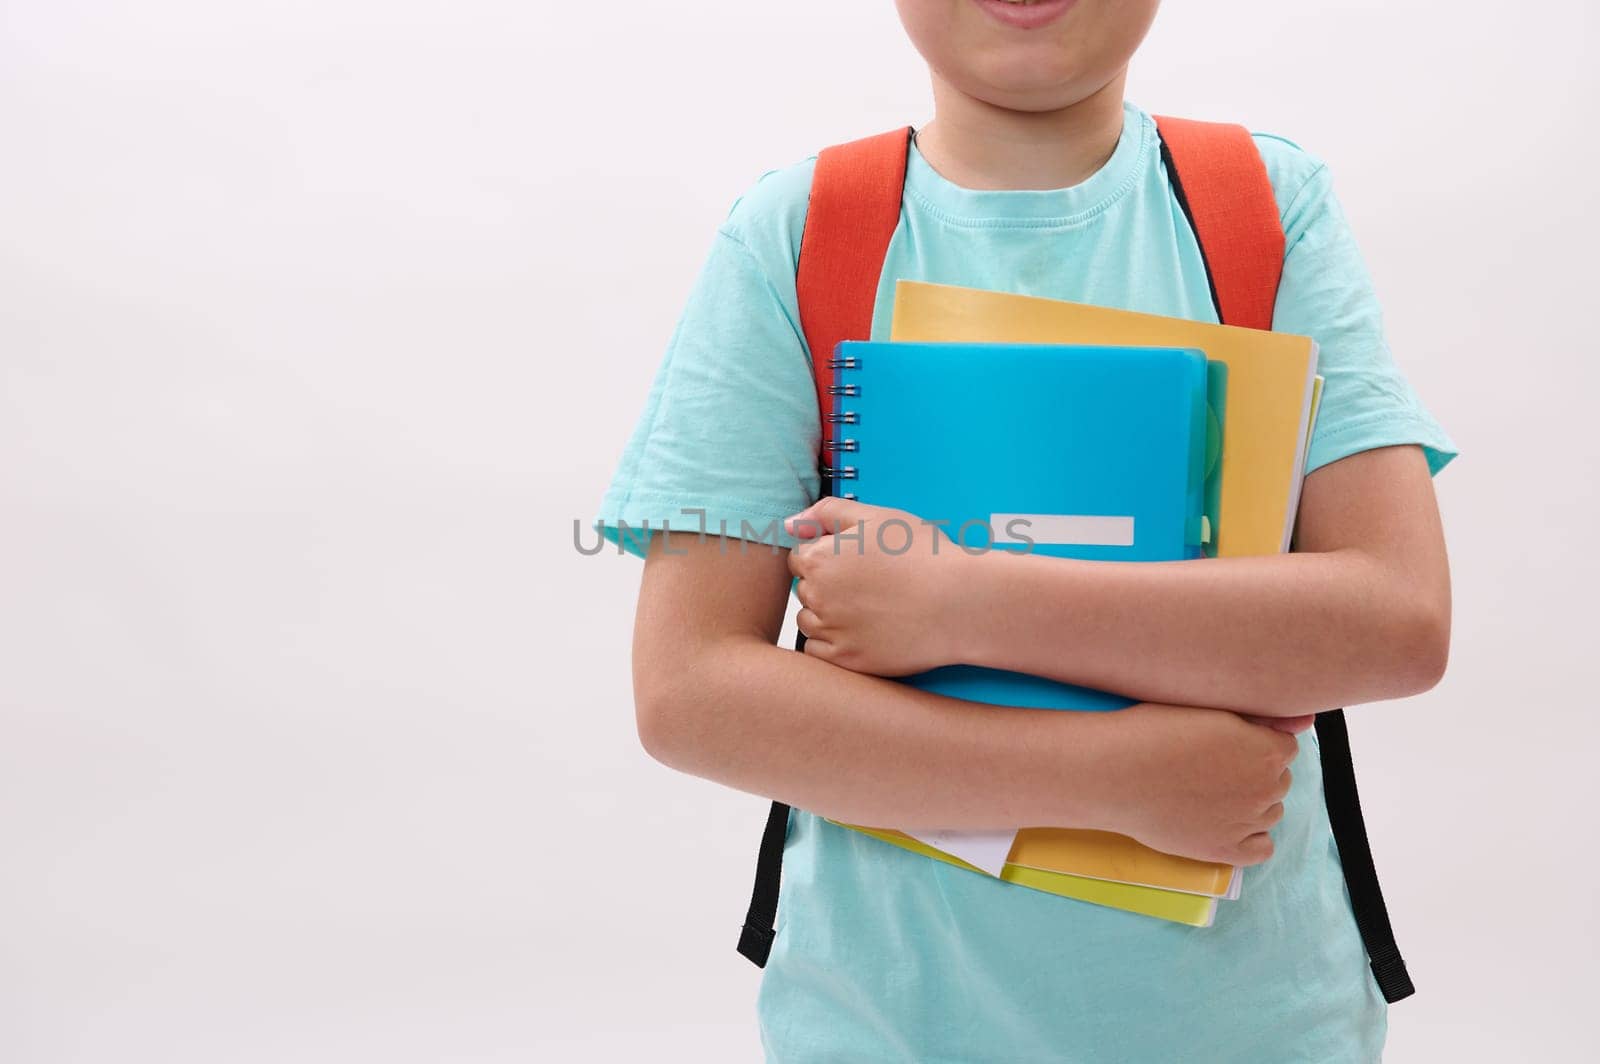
[[1, 2, 1594, 1061]]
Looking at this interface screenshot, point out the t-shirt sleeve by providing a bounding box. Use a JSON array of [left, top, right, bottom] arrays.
[[593, 222, 821, 558], [1268, 156, 1459, 477]]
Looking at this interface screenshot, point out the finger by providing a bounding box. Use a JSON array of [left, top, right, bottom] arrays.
[[1235, 832, 1276, 866], [788, 536, 827, 575], [1272, 729, 1299, 763], [1276, 766, 1293, 800], [801, 635, 836, 662], [1257, 801, 1285, 830], [794, 578, 813, 608], [796, 607, 821, 639], [1240, 713, 1314, 735], [785, 496, 878, 538]]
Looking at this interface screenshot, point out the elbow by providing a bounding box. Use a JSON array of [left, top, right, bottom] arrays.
[[1387, 593, 1452, 697], [632, 643, 717, 773], [632, 624, 767, 775], [634, 668, 690, 770]]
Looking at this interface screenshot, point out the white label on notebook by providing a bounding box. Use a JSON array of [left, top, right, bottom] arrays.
[[903, 828, 1017, 877], [990, 514, 1135, 548]]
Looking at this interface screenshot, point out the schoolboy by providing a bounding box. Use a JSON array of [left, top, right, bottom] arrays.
[[597, 1, 1456, 1058]]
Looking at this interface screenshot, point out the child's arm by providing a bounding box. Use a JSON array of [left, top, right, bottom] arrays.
[[784, 443, 1449, 717], [633, 530, 1300, 866]]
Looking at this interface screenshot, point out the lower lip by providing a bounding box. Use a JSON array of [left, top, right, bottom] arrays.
[[973, 0, 1079, 31]]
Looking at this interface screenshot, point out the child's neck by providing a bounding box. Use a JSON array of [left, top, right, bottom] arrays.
[[914, 73, 1127, 192]]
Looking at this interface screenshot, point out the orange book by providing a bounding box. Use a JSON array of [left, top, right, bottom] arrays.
[[1007, 827, 1239, 898], [839, 824, 1220, 927]]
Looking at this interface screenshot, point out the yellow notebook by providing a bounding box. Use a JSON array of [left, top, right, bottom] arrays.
[[839, 824, 1218, 927], [891, 280, 1321, 558]]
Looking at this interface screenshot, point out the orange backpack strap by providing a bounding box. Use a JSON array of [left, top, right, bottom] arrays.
[[737, 127, 910, 971], [795, 127, 913, 466], [1152, 115, 1284, 331]]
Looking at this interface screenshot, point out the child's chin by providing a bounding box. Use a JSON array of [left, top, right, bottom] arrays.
[[952, 60, 1103, 112]]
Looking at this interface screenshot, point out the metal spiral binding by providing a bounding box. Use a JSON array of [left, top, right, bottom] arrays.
[[826, 352, 860, 499]]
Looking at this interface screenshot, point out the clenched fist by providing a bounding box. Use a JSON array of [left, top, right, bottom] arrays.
[[1090, 703, 1302, 866], [785, 497, 974, 676]]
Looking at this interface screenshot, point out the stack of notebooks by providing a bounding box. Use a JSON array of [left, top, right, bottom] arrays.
[[821, 280, 1324, 927]]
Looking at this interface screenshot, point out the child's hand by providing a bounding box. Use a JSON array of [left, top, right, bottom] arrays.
[[785, 498, 972, 676], [1090, 702, 1300, 866]]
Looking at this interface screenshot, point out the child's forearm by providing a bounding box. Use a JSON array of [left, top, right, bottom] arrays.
[[635, 531, 1299, 862], [638, 629, 1116, 831], [632, 532, 1117, 830], [636, 627, 1304, 868], [958, 547, 1448, 716], [787, 445, 1451, 716], [951, 447, 1452, 715]]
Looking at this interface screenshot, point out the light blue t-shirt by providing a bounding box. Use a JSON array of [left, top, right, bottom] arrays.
[[596, 102, 1456, 1063]]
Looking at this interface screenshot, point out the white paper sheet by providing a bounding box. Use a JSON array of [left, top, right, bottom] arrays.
[[902, 828, 1017, 877]]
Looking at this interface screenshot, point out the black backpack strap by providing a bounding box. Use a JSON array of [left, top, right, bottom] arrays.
[[736, 797, 791, 967], [1157, 118, 1416, 1003], [1314, 708, 1416, 1002], [738, 629, 810, 967]]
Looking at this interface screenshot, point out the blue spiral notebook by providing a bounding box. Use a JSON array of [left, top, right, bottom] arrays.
[[829, 340, 1225, 712]]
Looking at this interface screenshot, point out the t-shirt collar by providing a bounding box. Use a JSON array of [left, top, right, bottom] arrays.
[[903, 101, 1150, 228]]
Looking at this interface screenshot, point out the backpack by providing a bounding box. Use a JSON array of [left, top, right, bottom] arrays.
[[733, 117, 1416, 1005]]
